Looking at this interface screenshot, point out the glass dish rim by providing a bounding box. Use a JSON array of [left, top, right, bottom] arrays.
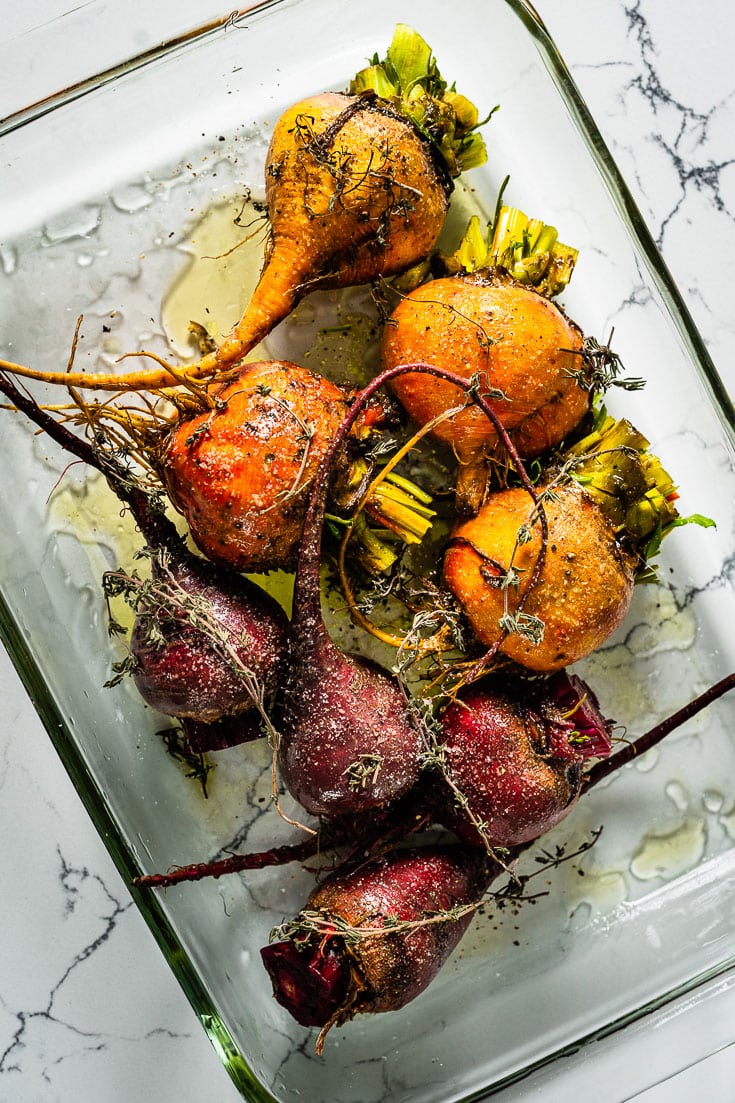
[[1, 1, 734, 1099]]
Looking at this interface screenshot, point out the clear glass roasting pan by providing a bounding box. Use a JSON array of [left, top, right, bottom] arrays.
[[1, 2, 734, 1100]]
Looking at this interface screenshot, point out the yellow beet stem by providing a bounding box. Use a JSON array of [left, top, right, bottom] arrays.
[[387, 23, 433, 87], [441, 205, 578, 296], [350, 23, 488, 179], [365, 480, 436, 543], [566, 415, 680, 548]]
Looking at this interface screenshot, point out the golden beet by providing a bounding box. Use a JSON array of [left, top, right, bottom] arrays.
[[162, 361, 350, 572], [443, 481, 636, 672], [382, 272, 589, 461], [215, 92, 450, 366]]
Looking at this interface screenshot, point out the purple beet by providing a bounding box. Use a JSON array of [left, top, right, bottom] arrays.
[[0, 372, 287, 742], [277, 360, 545, 819], [261, 845, 493, 1052], [127, 549, 286, 725], [434, 672, 613, 849], [276, 442, 423, 815]]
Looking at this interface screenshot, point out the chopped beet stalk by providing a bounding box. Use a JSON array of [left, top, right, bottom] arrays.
[[540, 671, 614, 760]]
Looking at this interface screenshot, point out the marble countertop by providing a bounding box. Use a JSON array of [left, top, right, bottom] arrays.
[[1, 2, 734, 1100]]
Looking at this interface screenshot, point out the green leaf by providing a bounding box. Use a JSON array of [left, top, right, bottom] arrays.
[[670, 512, 716, 530], [387, 24, 433, 90]]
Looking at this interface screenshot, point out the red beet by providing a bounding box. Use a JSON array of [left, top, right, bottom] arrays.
[[128, 549, 286, 725], [277, 360, 545, 818], [434, 672, 613, 849], [0, 373, 287, 742], [277, 413, 423, 816], [261, 845, 492, 1051]]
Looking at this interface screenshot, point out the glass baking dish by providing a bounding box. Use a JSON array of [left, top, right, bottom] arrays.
[[1, 1, 734, 1100]]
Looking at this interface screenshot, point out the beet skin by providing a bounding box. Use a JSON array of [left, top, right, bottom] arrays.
[[262, 846, 492, 1049]]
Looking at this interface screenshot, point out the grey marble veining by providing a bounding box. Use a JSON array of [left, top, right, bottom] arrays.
[[1, 3, 734, 1102]]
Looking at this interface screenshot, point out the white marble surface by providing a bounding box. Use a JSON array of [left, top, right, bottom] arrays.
[[1, 2, 734, 1101]]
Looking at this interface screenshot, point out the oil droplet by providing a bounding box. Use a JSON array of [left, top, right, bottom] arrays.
[[665, 779, 689, 813], [567, 900, 592, 931], [569, 869, 628, 916], [111, 184, 154, 214], [633, 745, 660, 773], [47, 472, 149, 634], [630, 816, 706, 882], [161, 196, 267, 357], [719, 808, 735, 840]]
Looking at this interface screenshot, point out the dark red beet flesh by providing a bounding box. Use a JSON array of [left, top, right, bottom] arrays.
[[260, 940, 350, 1028]]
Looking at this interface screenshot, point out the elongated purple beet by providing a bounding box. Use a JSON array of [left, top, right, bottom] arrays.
[[277, 462, 422, 815], [434, 672, 613, 849], [0, 372, 287, 741], [261, 845, 493, 1051], [277, 361, 545, 818]]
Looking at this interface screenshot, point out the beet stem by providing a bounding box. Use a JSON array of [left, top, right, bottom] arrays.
[[132, 836, 322, 888], [584, 672, 735, 789]]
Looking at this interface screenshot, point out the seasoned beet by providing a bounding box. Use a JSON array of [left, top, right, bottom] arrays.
[[129, 550, 286, 724], [277, 401, 422, 816], [434, 672, 613, 849], [443, 481, 636, 672], [261, 845, 492, 1050], [161, 361, 352, 573], [382, 273, 589, 461]]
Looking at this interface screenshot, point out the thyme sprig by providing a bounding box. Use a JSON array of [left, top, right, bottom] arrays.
[[343, 753, 384, 792], [270, 829, 604, 947], [564, 330, 645, 394]]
